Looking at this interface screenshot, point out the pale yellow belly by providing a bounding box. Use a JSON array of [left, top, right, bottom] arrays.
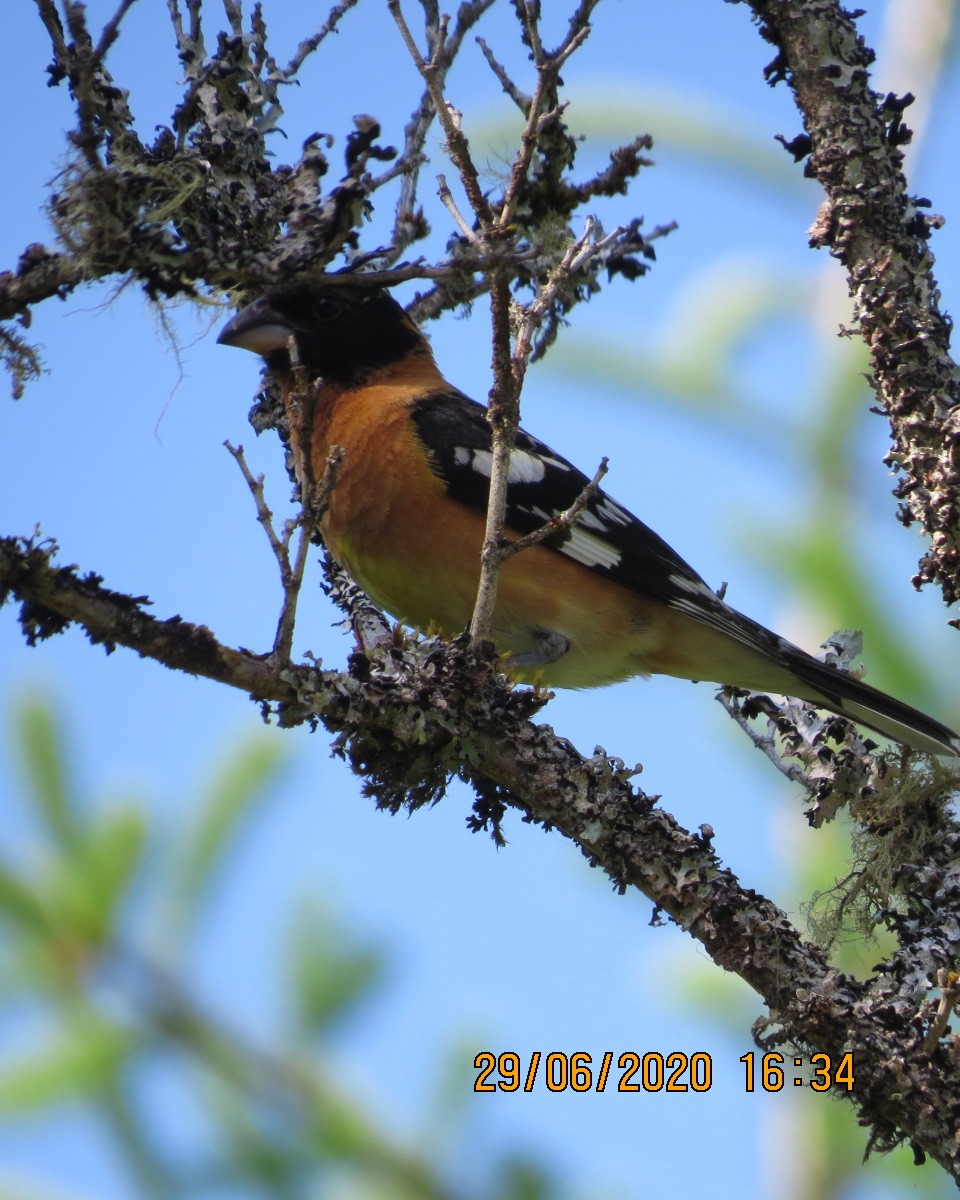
[[327, 493, 670, 690]]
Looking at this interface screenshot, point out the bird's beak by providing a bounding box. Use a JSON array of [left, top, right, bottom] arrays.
[[217, 297, 295, 356]]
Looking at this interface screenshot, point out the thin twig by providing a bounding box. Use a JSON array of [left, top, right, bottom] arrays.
[[91, 0, 138, 69], [924, 970, 960, 1051], [501, 456, 609, 561], [387, 0, 496, 227], [518, 0, 546, 63], [221, 0, 243, 37], [166, 0, 185, 46], [275, 445, 343, 661], [224, 441, 289, 570], [716, 690, 817, 793], [469, 274, 517, 642], [388, 2, 622, 646], [497, 26, 589, 228], [512, 217, 624, 380], [224, 441, 343, 663], [437, 175, 478, 243], [470, 452, 608, 642], [283, 0, 363, 79], [378, 0, 498, 258], [476, 35, 531, 113], [35, 0, 69, 59], [471, 454, 608, 642], [558, 0, 603, 55]]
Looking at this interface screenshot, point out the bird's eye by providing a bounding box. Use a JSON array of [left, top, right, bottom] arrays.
[[313, 294, 344, 322]]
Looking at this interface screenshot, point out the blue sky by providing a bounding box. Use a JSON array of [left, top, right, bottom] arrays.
[[2, 2, 960, 1197]]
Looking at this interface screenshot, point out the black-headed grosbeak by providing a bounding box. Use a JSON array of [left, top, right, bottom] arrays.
[[218, 283, 960, 758]]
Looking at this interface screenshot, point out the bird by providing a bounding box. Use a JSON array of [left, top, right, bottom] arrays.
[[217, 282, 960, 759]]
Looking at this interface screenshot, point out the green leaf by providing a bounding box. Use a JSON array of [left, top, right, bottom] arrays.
[[494, 1155, 556, 1200], [0, 858, 97, 992], [167, 731, 287, 933], [0, 860, 51, 937], [0, 1014, 135, 1112], [205, 1081, 303, 1194], [288, 902, 384, 1036], [12, 695, 78, 853], [68, 805, 147, 944]]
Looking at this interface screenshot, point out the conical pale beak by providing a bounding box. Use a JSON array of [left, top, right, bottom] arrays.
[[217, 297, 295, 355]]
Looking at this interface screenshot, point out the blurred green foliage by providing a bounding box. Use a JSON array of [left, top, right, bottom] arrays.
[[4, 4, 960, 1196], [0, 693, 567, 1200]]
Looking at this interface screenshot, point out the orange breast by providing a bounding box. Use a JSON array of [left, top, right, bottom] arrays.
[[288, 371, 672, 689]]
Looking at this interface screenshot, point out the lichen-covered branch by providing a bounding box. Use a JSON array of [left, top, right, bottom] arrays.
[[733, 0, 960, 606], [718, 632, 892, 826], [4, 528, 960, 1177], [4, 0, 658, 411]]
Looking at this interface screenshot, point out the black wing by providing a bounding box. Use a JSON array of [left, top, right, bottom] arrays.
[[409, 389, 722, 615]]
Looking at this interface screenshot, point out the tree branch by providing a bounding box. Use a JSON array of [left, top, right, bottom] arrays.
[[225, 441, 344, 662], [0, 533, 291, 701], [5, 527, 960, 1176], [735, 0, 960, 607]]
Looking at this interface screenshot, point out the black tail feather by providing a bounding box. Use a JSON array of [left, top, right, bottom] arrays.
[[781, 647, 960, 759]]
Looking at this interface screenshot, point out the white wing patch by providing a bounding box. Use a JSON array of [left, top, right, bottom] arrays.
[[669, 572, 717, 600], [596, 498, 631, 527], [577, 508, 606, 532], [539, 453, 572, 472], [508, 450, 548, 484], [458, 446, 554, 482], [568, 497, 633, 535], [458, 446, 564, 485], [455, 446, 490, 475], [561, 527, 622, 570]]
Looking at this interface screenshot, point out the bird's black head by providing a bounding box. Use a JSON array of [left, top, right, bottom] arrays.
[[217, 284, 425, 384]]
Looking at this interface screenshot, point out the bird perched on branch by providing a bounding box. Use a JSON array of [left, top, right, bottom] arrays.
[[218, 283, 960, 758]]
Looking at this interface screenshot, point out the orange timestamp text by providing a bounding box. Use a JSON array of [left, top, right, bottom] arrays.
[[474, 1050, 857, 1094], [473, 1051, 713, 1093]]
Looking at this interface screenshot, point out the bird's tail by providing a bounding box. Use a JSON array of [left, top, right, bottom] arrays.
[[761, 642, 960, 759], [669, 606, 960, 758]]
